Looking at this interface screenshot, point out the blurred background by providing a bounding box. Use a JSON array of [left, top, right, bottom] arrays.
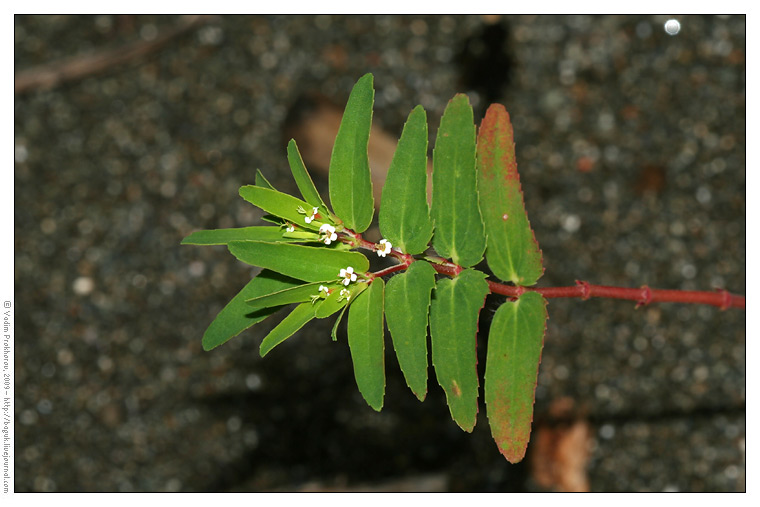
[[14, 14, 745, 492]]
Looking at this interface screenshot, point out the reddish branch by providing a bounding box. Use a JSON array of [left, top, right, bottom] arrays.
[[486, 279, 745, 310], [342, 231, 745, 310]]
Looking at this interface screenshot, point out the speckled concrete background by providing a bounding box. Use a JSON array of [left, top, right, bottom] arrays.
[[14, 15, 745, 491]]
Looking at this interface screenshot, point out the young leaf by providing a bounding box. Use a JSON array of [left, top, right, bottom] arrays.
[[227, 241, 369, 283], [379, 105, 433, 255], [485, 291, 548, 463], [431, 94, 486, 268], [239, 186, 330, 231], [429, 268, 489, 432], [385, 260, 436, 401], [287, 139, 332, 217], [331, 306, 347, 341], [477, 104, 544, 285], [202, 270, 302, 351], [259, 302, 318, 357], [246, 281, 331, 309], [328, 73, 375, 233], [347, 277, 385, 411], [181, 226, 302, 246], [255, 169, 277, 190]]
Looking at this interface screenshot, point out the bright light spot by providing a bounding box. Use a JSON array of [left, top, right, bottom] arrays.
[[73, 277, 95, 296], [664, 19, 681, 36]]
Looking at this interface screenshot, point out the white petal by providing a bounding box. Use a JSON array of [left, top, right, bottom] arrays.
[[346, 267, 354, 274], [343, 279, 350, 286], [330, 233, 337, 241], [304, 216, 312, 224], [350, 273, 357, 282], [339, 269, 347, 277]]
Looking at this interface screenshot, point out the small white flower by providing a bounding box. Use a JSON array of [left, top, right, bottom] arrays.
[[311, 285, 331, 304], [301, 206, 319, 224], [286, 224, 295, 233], [340, 266, 358, 286], [339, 288, 351, 301], [376, 239, 392, 257], [319, 223, 338, 245]]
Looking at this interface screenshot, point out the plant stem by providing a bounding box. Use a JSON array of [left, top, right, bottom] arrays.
[[486, 279, 745, 310], [341, 232, 745, 310]]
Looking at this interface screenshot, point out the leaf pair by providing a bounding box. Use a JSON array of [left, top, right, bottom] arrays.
[[258, 281, 367, 357], [474, 102, 547, 462]]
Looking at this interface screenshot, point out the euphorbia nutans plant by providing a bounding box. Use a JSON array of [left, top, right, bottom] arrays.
[[182, 73, 745, 463]]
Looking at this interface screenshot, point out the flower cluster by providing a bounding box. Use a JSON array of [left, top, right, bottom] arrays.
[[319, 224, 338, 245], [376, 239, 392, 257], [340, 267, 357, 286]]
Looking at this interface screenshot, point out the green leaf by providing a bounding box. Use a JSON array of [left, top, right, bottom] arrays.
[[287, 139, 332, 218], [259, 302, 317, 357], [202, 270, 302, 351], [477, 104, 544, 285], [385, 261, 436, 401], [379, 105, 433, 255], [347, 277, 385, 410], [431, 94, 486, 268], [331, 306, 347, 341], [328, 73, 375, 233], [246, 281, 330, 309], [239, 186, 332, 231], [281, 230, 321, 242], [429, 268, 489, 431], [255, 169, 277, 190], [181, 226, 302, 246], [485, 292, 547, 463], [227, 241, 369, 283]]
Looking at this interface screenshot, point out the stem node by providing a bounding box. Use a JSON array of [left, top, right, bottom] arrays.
[[636, 285, 653, 309], [575, 280, 591, 300]]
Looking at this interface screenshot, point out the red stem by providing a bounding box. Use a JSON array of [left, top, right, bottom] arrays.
[[486, 278, 745, 310], [339, 232, 745, 310]]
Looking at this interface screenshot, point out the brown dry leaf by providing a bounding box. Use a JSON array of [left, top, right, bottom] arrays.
[[529, 397, 591, 492]]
